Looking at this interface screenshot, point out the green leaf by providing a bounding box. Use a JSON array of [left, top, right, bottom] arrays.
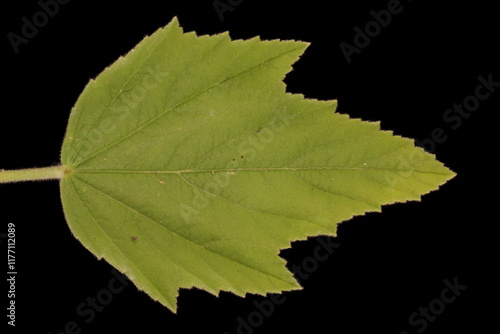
[[59, 17, 454, 312]]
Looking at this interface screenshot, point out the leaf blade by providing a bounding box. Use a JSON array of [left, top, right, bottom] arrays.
[[60, 17, 454, 312]]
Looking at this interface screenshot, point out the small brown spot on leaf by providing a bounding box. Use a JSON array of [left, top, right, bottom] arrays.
[[131, 236, 138, 241]]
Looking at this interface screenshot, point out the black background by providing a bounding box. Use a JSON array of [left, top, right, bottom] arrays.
[[1, 0, 497, 333]]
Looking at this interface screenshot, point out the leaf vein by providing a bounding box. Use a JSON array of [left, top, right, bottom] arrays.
[[68, 177, 173, 304], [73, 46, 306, 168], [177, 173, 328, 231], [72, 175, 297, 287]]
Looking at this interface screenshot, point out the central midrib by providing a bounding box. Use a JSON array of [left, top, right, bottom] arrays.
[[71, 166, 450, 175]]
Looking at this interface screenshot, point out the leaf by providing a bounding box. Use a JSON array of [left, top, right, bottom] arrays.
[[59, 17, 454, 312]]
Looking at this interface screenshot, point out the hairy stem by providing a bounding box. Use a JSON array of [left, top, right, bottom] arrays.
[[0, 165, 70, 184]]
